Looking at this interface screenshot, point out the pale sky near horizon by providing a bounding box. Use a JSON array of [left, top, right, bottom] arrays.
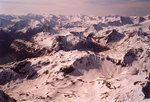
[[0, 0, 150, 16]]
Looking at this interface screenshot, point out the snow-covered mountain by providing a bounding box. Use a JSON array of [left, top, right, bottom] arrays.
[[0, 14, 150, 102]]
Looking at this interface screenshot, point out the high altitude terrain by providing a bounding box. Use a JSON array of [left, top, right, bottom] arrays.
[[0, 14, 150, 102]]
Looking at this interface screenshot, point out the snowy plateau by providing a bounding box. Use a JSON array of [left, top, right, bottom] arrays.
[[0, 14, 150, 102]]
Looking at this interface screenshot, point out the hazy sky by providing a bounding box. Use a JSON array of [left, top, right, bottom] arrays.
[[0, 0, 150, 16]]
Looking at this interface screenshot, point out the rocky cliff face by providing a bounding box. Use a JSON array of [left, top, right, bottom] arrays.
[[0, 14, 150, 102]]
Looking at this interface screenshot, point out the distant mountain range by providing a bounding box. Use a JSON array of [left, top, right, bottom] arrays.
[[0, 14, 150, 102]]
